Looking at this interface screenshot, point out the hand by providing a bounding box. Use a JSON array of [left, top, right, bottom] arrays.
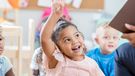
[[122, 24, 135, 46], [51, 0, 64, 17]]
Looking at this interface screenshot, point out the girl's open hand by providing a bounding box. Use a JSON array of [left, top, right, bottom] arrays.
[[51, 0, 64, 17]]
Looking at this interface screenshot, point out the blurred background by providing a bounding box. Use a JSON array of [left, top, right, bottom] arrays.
[[0, 0, 127, 76]]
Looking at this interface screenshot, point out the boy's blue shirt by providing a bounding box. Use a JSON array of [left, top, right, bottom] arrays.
[[86, 47, 114, 76]]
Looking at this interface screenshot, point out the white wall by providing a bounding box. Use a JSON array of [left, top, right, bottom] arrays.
[[17, 10, 41, 46], [104, 0, 127, 15], [16, 0, 127, 47]]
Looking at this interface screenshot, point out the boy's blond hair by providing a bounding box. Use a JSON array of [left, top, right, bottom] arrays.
[[95, 22, 119, 37]]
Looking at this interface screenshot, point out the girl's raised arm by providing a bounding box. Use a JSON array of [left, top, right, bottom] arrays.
[[40, 0, 64, 68]]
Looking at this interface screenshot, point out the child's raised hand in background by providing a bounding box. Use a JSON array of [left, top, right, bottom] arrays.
[[51, 0, 65, 18]]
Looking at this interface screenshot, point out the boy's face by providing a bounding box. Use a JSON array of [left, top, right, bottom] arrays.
[[0, 36, 4, 55], [96, 27, 120, 54], [57, 26, 85, 60]]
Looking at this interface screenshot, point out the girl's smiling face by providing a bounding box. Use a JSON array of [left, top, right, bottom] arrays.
[[57, 26, 85, 60]]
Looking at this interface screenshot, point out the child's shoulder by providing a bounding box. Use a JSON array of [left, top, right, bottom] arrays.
[[34, 47, 42, 54], [85, 55, 94, 61], [0, 56, 10, 62], [33, 47, 43, 58], [85, 56, 99, 66], [86, 47, 100, 56], [0, 55, 12, 68], [0, 56, 12, 75]]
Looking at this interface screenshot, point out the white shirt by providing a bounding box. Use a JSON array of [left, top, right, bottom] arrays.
[[30, 47, 46, 76], [0, 55, 12, 76]]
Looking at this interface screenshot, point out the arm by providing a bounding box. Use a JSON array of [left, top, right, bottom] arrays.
[[115, 47, 133, 76], [115, 60, 132, 76], [5, 68, 14, 76], [115, 43, 135, 76], [122, 24, 135, 46], [40, 0, 64, 69]]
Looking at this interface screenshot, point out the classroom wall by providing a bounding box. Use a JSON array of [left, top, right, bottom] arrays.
[[104, 0, 127, 15], [17, 0, 127, 47]]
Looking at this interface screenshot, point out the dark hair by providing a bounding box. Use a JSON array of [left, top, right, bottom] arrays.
[[52, 18, 87, 53], [51, 18, 79, 44]]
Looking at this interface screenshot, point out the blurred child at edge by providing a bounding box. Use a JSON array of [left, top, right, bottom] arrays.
[[0, 26, 14, 76]]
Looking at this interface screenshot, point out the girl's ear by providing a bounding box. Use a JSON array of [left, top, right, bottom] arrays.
[[95, 37, 99, 44], [83, 44, 87, 53]]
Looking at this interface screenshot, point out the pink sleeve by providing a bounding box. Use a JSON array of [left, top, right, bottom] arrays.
[[89, 59, 105, 76], [42, 48, 65, 75]]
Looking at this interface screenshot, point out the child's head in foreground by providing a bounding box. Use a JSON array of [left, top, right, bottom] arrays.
[[0, 26, 4, 55], [52, 18, 86, 60], [95, 22, 120, 54]]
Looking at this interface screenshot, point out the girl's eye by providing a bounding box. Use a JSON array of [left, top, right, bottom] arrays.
[[103, 36, 109, 39], [75, 33, 80, 38], [0, 38, 3, 41], [64, 38, 71, 43], [113, 36, 118, 39]]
